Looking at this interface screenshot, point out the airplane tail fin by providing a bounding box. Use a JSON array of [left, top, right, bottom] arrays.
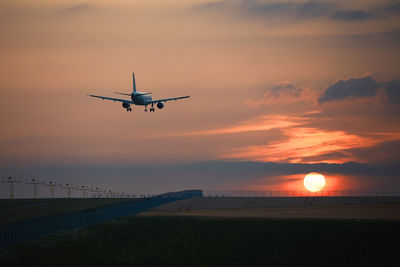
[[132, 72, 136, 93]]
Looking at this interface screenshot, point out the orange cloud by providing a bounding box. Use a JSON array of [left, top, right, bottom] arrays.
[[181, 115, 308, 136], [175, 109, 400, 164], [221, 127, 400, 163]]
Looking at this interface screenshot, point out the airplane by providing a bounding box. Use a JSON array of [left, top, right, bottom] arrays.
[[88, 72, 190, 112]]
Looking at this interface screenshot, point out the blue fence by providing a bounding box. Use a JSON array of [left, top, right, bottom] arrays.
[[0, 190, 203, 247]]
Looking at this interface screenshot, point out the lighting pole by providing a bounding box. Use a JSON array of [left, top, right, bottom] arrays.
[[2, 177, 22, 199], [26, 178, 44, 199], [90, 187, 104, 198], [45, 181, 60, 199], [61, 183, 78, 198], [77, 185, 91, 198]]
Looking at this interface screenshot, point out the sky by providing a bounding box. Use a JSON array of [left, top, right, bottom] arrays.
[[1, 0, 399, 197]]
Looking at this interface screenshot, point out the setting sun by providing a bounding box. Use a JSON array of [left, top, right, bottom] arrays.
[[304, 172, 326, 192]]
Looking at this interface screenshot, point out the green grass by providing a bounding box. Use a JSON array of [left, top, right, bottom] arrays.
[[0, 199, 139, 225], [1, 216, 399, 266]]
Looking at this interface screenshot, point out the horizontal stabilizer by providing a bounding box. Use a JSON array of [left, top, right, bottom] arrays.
[[134, 92, 152, 96], [114, 92, 131, 96]]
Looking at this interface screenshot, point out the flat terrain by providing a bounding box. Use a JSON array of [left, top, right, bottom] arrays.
[[141, 204, 400, 220], [140, 197, 400, 220], [0, 198, 139, 225], [1, 216, 399, 266]]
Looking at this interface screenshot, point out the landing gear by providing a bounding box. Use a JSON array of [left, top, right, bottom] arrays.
[[146, 104, 155, 112], [126, 107, 132, 112]]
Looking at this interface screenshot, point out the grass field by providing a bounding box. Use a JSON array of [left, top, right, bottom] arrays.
[[1, 216, 399, 266], [0, 198, 139, 225]]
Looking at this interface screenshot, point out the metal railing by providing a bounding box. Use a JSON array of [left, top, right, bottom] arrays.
[[203, 190, 400, 197]]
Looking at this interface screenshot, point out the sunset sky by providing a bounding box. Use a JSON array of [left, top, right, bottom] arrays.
[[1, 0, 399, 197]]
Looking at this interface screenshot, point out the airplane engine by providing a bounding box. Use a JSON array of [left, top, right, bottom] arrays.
[[157, 102, 164, 109], [122, 102, 132, 111]]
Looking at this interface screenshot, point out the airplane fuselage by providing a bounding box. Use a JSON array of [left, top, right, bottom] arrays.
[[131, 92, 152, 106]]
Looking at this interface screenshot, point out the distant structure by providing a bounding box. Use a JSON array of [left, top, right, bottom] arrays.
[[2, 177, 23, 199], [106, 190, 113, 198], [61, 183, 78, 198], [45, 181, 60, 199], [26, 178, 45, 199], [90, 187, 105, 198], [119, 192, 132, 198], [77, 185, 91, 199]]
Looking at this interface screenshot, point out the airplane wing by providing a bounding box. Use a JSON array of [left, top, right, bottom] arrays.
[[148, 95, 190, 104], [88, 94, 133, 103]]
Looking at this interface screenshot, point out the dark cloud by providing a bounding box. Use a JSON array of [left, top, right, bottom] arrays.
[[183, 161, 400, 176], [380, 28, 400, 42], [289, 140, 400, 165], [195, 1, 400, 23], [331, 2, 400, 21], [319, 75, 379, 103], [297, 1, 334, 18], [247, 81, 311, 106], [288, 151, 350, 164], [243, 1, 333, 20], [194, 0, 334, 20], [344, 140, 400, 165], [350, 28, 400, 44], [331, 10, 373, 21], [264, 81, 303, 99], [319, 75, 400, 104], [383, 80, 400, 105], [383, 2, 400, 16], [195, 1, 228, 12], [58, 3, 92, 14]]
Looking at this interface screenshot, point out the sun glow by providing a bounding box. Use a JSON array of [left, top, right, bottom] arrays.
[[303, 172, 326, 192]]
